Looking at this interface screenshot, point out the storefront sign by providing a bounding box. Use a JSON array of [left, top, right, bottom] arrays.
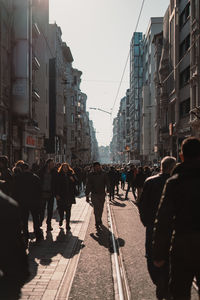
[[25, 134, 36, 148]]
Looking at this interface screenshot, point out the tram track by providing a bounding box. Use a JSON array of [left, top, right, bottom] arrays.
[[106, 196, 131, 300]]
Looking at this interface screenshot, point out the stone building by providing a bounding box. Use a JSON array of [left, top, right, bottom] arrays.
[[129, 32, 143, 160], [0, 1, 95, 165], [141, 17, 163, 164], [0, 1, 12, 160]]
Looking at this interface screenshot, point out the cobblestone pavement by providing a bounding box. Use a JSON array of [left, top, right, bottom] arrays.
[[20, 194, 92, 300]]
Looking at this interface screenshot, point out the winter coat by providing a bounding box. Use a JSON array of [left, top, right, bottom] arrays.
[[38, 167, 58, 196], [12, 171, 42, 210], [108, 169, 119, 186], [138, 173, 170, 227], [56, 171, 77, 207], [152, 161, 200, 266], [0, 167, 13, 195], [126, 170, 137, 185], [0, 191, 29, 296], [135, 171, 146, 188], [85, 170, 110, 196]]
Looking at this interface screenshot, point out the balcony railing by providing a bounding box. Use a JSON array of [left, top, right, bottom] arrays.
[[32, 23, 40, 38], [32, 55, 40, 70], [32, 89, 40, 102]]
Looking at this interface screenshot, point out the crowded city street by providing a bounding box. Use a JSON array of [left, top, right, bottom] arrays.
[[19, 186, 199, 300]]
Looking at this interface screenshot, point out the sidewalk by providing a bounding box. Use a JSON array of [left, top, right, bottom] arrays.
[[20, 195, 92, 300]]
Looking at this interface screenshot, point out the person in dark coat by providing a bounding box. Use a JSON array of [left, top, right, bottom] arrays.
[[107, 166, 118, 201], [56, 163, 78, 232], [0, 155, 13, 195], [0, 190, 29, 299], [12, 162, 43, 247], [85, 161, 110, 231], [153, 137, 200, 300], [38, 158, 57, 231], [134, 166, 146, 203], [125, 164, 137, 200], [138, 156, 176, 300]]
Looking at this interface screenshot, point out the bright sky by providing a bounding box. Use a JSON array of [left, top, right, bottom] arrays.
[[49, 0, 170, 146]]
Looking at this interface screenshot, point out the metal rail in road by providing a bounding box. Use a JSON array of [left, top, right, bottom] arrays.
[[106, 197, 131, 300]]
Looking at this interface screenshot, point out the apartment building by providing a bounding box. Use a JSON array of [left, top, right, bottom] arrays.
[[156, 0, 191, 160], [190, 0, 200, 136], [12, 0, 51, 164], [110, 90, 131, 164], [89, 120, 99, 162], [0, 1, 12, 159], [129, 32, 143, 160], [141, 17, 163, 164], [0, 1, 95, 165]]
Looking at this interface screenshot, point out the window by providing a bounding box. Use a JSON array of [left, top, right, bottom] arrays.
[[71, 96, 74, 106], [71, 113, 74, 124], [179, 3, 190, 29], [180, 98, 190, 118], [179, 35, 190, 59], [71, 130, 74, 141], [179, 66, 190, 88]]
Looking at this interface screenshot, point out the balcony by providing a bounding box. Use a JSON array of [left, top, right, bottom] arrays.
[[32, 23, 40, 38], [32, 55, 40, 71], [32, 88, 40, 102]]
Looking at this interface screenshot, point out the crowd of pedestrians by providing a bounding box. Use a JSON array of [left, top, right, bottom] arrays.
[[0, 136, 200, 299]]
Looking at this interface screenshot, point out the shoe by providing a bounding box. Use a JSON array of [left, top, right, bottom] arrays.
[[47, 225, 53, 231], [59, 220, 63, 227]]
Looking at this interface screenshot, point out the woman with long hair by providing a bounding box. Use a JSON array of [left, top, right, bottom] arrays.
[[56, 163, 78, 232]]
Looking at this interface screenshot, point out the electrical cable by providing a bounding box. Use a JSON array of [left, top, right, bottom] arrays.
[[111, 0, 146, 117]]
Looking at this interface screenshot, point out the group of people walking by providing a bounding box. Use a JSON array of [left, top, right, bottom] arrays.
[[0, 136, 200, 300]]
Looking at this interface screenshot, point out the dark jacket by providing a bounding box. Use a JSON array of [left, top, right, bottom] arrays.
[[12, 171, 42, 209], [138, 173, 170, 227], [126, 169, 136, 185], [0, 167, 13, 195], [0, 191, 29, 297], [56, 171, 77, 206], [85, 170, 109, 196], [135, 171, 146, 188], [108, 169, 119, 186], [153, 162, 200, 264], [38, 167, 57, 196]]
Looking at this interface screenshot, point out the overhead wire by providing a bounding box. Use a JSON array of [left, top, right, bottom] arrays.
[[110, 0, 146, 118]]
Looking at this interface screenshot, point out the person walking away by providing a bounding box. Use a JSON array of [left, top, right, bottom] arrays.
[[125, 164, 137, 200], [56, 163, 78, 232], [85, 162, 110, 231], [0, 155, 12, 195], [0, 190, 29, 299], [107, 166, 117, 201], [134, 166, 146, 203], [138, 156, 176, 300], [153, 137, 200, 300], [120, 168, 126, 190], [12, 162, 43, 247], [38, 158, 57, 231]]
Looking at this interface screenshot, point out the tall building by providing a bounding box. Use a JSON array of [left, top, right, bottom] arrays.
[[0, 0, 12, 159], [12, 0, 51, 165], [130, 32, 143, 160], [141, 17, 163, 164]]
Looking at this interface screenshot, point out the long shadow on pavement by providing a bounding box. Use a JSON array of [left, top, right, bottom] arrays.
[[27, 228, 83, 283], [90, 224, 125, 254]]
